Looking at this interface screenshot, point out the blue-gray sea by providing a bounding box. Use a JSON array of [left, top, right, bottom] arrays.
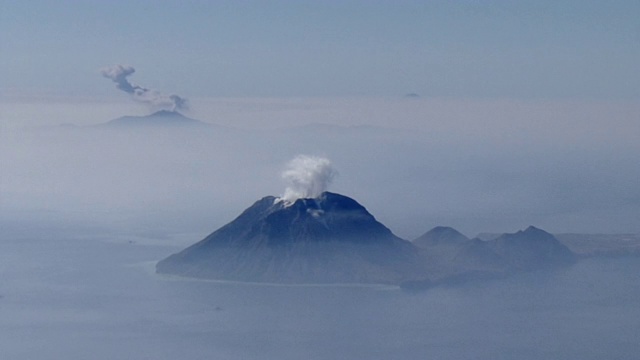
[[1, 229, 638, 360]]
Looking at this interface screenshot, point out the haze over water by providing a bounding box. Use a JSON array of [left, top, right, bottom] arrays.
[[1, 227, 638, 360]]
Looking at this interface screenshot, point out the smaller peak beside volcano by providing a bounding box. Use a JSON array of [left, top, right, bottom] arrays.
[[521, 225, 551, 236], [489, 226, 575, 270], [498, 226, 558, 243], [414, 226, 469, 248], [101, 110, 207, 127]]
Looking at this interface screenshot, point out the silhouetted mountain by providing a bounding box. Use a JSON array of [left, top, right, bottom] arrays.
[[102, 110, 207, 127], [402, 226, 576, 290], [414, 226, 469, 248], [157, 192, 424, 284], [410, 227, 504, 284], [488, 226, 575, 270]]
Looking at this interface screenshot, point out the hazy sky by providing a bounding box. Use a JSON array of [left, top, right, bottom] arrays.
[[1, 0, 638, 99], [1, 1, 639, 236]]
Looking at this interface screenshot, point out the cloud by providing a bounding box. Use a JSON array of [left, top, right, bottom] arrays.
[[100, 64, 188, 111], [280, 155, 337, 203]]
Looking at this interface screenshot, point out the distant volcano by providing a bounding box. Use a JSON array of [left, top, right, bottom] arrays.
[[156, 192, 424, 284], [102, 110, 206, 127]]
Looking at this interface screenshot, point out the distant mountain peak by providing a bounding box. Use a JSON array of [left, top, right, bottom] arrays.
[[414, 226, 469, 248], [149, 109, 184, 117], [491, 226, 575, 270], [523, 225, 545, 233], [102, 110, 206, 127], [511, 226, 555, 240]]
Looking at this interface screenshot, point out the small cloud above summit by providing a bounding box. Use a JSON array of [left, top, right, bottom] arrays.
[[280, 155, 337, 204], [100, 64, 188, 112]]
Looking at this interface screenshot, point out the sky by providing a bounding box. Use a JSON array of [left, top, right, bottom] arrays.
[[1, 0, 638, 99], [1, 0, 639, 237]]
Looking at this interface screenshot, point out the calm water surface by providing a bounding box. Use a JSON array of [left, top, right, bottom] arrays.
[[1, 231, 638, 359]]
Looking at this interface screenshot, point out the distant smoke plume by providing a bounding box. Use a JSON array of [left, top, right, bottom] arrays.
[[280, 155, 337, 203], [100, 64, 188, 111]]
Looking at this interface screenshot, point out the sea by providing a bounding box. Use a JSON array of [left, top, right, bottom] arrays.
[[1, 228, 638, 360]]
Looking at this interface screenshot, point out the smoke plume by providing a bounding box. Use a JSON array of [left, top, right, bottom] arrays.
[[280, 155, 337, 203], [100, 64, 188, 111]]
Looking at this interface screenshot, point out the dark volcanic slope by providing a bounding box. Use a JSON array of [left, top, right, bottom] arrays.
[[157, 192, 423, 284]]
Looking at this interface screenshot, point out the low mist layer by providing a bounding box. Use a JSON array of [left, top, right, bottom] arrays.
[[1, 98, 639, 238]]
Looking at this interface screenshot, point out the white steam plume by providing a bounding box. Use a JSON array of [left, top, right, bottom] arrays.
[[100, 64, 188, 111], [280, 155, 336, 203]]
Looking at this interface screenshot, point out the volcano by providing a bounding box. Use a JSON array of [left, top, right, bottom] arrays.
[[156, 192, 424, 284], [102, 110, 207, 127]]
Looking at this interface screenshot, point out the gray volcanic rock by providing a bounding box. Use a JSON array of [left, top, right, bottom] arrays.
[[102, 110, 207, 127], [156, 192, 424, 284]]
